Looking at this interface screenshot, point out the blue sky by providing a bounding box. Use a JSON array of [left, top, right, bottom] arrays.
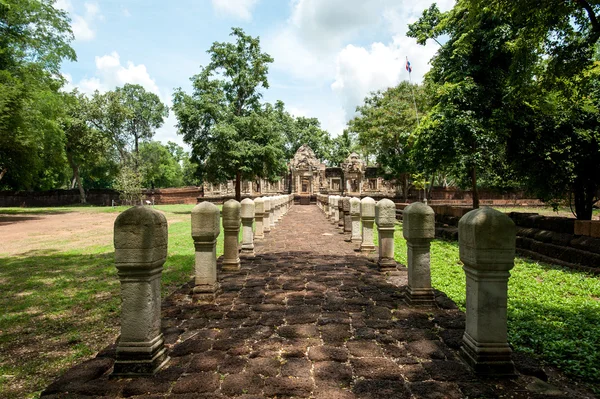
[[59, 0, 454, 148]]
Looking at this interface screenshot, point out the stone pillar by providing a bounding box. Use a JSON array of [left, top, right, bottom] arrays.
[[222, 199, 241, 271], [350, 197, 362, 243], [191, 202, 221, 300], [332, 196, 340, 225], [254, 197, 265, 240], [240, 198, 255, 256], [360, 197, 376, 252], [112, 206, 169, 376], [269, 196, 276, 229], [324, 195, 329, 217], [263, 197, 271, 233], [337, 197, 344, 229], [403, 202, 435, 306], [459, 208, 516, 377], [343, 197, 352, 234], [376, 199, 397, 271]]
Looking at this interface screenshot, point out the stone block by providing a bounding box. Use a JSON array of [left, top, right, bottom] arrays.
[[112, 206, 169, 376], [222, 199, 241, 271], [575, 220, 592, 236], [191, 202, 221, 299]]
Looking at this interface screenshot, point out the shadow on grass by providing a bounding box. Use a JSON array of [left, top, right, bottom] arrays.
[[0, 250, 195, 399], [508, 298, 600, 385], [0, 215, 43, 225]]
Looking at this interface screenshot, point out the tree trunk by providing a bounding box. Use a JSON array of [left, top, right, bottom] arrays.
[[573, 178, 596, 220], [67, 153, 86, 204], [235, 170, 242, 202], [0, 167, 7, 182], [471, 166, 479, 209], [403, 175, 409, 202]]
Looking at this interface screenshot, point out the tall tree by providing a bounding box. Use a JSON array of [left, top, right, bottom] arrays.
[[60, 90, 109, 203], [410, 0, 600, 217], [138, 141, 184, 189], [349, 82, 428, 201], [0, 0, 76, 189], [172, 27, 285, 201]]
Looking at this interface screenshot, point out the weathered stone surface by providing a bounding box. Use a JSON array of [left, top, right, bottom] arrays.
[[112, 206, 169, 376], [403, 202, 435, 307], [240, 198, 255, 256], [376, 199, 396, 271], [459, 207, 516, 377], [254, 197, 265, 239], [222, 199, 241, 271], [360, 197, 376, 252], [45, 205, 591, 399], [191, 202, 220, 298]]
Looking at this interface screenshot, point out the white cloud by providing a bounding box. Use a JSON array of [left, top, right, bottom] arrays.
[[331, 42, 403, 119], [55, 0, 101, 41], [122, 7, 131, 17], [211, 0, 259, 21]]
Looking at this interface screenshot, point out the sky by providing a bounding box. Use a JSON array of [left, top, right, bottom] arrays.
[[58, 0, 455, 148]]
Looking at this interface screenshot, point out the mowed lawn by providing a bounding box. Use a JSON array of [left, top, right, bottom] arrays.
[[0, 205, 201, 399]]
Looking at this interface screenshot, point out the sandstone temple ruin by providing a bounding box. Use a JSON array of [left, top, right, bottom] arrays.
[[202, 144, 396, 198]]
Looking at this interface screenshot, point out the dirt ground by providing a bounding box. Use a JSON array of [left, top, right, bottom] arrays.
[[0, 212, 119, 257]]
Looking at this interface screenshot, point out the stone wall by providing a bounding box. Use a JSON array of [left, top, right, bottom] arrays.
[[432, 206, 600, 274], [0, 189, 120, 207]]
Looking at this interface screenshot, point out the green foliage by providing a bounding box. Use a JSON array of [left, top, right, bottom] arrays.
[[88, 85, 168, 164], [113, 165, 142, 205], [349, 82, 427, 199], [409, 0, 600, 217], [328, 130, 356, 167], [0, 0, 75, 190], [172, 28, 286, 199], [138, 141, 183, 188]]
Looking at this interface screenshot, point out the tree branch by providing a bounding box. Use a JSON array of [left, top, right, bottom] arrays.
[[576, 0, 600, 41]]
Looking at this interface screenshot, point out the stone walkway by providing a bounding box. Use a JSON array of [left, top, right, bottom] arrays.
[[42, 206, 595, 398]]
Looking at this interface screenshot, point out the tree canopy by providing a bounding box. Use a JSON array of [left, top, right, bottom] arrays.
[[172, 27, 287, 200]]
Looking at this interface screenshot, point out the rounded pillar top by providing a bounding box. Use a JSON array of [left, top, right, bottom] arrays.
[[350, 197, 361, 215], [114, 206, 168, 268], [459, 207, 516, 271], [191, 202, 221, 242], [342, 197, 351, 212], [360, 197, 376, 218], [241, 198, 255, 219], [264, 197, 271, 211], [222, 199, 241, 230], [403, 202, 435, 240], [254, 197, 265, 213], [375, 198, 396, 227]]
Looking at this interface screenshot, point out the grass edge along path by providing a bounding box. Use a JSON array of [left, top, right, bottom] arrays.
[[390, 223, 600, 390], [0, 205, 205, 399]]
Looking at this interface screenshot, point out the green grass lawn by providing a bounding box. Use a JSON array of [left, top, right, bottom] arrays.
[[0, 204, 208, 399], [490, 205, 600, 218], [389, 223, 600, 388]]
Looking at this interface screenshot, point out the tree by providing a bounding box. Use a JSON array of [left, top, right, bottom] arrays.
[[88, 85, 168, 166], [117, 84, 169, 155], [172, 27, 286, 201], [348, 82, 428, 201], [410, 0, 600, 217], [0, 0, 76, 189], [408, 2, 519, 208], [328, 130, 356, 167], [60, 90, 109, 203], [138, 141, 184, 188]]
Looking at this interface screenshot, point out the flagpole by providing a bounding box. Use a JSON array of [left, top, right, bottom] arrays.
[[407, 56, 419, 125]]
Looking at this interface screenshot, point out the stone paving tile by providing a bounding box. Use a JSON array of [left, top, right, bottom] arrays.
[[42, 205, 596, 399]]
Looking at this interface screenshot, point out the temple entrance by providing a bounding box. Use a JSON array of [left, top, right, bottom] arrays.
[[301, 177, 310, 194]]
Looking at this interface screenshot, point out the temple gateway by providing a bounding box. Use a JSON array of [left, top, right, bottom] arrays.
[[202, 144, 396, 199]]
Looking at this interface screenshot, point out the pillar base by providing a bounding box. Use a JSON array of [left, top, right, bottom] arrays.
[[222, 258, 241, 271], [193, 283, 221, 301], [378, 258, 397, 271], [461, 332, 516, 377], [404, 287, 435, 307], [360, 244, 375, 252], [240, 248, 255, 257], [112, 335, 169, 377], [351, 237, 362, 243]]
